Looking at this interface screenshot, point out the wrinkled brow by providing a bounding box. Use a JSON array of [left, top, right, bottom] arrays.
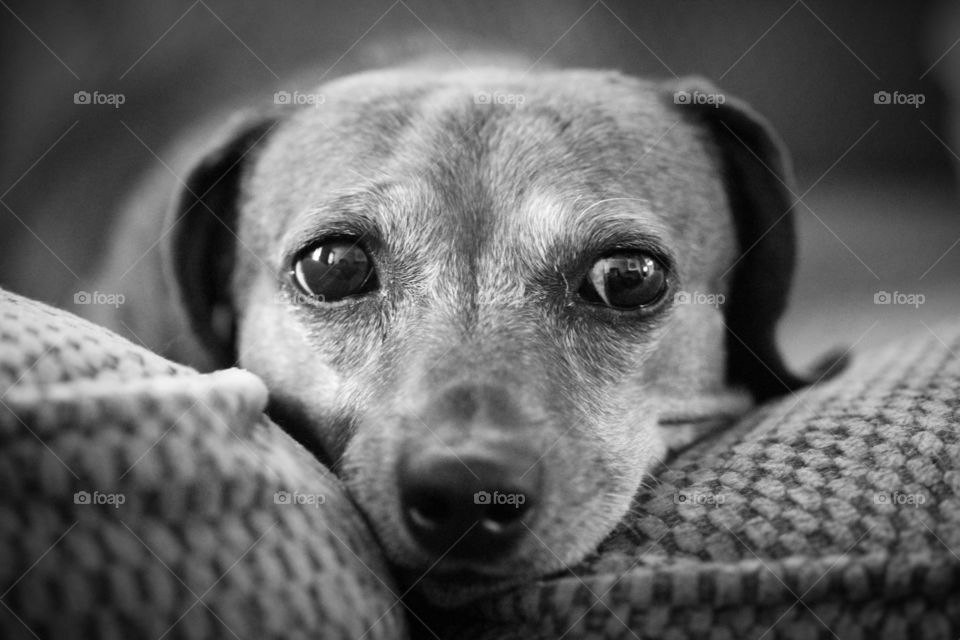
[[278, 181, 441, 266], [503, 191, 676, 270]]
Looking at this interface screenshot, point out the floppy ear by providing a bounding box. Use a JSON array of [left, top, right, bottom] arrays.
[[669, 77, 843, 401], [162, 113, 277, 369]]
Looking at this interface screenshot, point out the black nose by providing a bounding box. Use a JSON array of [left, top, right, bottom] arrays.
[[397, 448, 541, 560]]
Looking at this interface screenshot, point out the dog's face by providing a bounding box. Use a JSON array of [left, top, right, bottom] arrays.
[[165, 67, 805, 597]]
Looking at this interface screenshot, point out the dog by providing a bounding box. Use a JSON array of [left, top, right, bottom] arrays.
[[85, 59, 836, 601]]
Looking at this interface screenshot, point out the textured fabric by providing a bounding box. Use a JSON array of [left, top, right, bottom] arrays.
[[3, 288, 960, 640], [0, 290, 406, 640], [420, 323, 960, 639]]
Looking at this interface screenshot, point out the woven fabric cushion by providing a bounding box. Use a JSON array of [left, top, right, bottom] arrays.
[[420, 324, 960, 639], [0, 290, 406, 640], [4, 287, 960, 640]]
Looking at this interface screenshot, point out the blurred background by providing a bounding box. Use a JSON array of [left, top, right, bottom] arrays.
[[1, 0, 958, 369]]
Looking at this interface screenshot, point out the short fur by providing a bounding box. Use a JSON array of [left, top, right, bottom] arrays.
[[86, 63, 832, 588]]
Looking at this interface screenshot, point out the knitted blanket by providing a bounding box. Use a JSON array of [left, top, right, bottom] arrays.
[[0, 290, 405, 639], [418, 319, 960, 638], [2, 287, 959, 639]]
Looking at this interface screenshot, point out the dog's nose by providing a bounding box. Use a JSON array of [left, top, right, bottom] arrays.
[[398, 449, 541, 560]]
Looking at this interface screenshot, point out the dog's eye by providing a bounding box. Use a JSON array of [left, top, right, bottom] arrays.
[[579, 253, 667, 309], [292, 239, 377, 302]]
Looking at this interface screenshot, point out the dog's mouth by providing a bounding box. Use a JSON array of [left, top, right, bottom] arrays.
[[405, 559, 526, 580], [385, 538, 540, 578], [395, 562, 546, 608], [336, 385, 753, 606], [656, 388, 753, 453], [355, 498, 551, 608]]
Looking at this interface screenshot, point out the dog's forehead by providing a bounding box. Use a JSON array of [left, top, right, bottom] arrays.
[[244, 69, 730, 282]]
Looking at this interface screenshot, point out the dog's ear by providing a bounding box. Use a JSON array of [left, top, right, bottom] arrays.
[[669, 77, 843, 401], [162, 112, 277, 369]]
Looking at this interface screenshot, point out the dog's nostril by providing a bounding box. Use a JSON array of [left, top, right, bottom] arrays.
[[407, 492, 452, 530], [486, 501, 527, 525], [397, 449, 541, 561]]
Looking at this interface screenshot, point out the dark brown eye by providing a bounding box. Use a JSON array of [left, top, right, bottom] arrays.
[[292, 239, 377, 302], [579, 253, 667, 309]]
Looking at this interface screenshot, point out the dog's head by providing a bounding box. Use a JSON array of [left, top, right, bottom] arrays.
[[164, 68, 813, 597]]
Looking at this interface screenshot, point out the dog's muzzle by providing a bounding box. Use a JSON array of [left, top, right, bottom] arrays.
[[395, 383, 543, 561]]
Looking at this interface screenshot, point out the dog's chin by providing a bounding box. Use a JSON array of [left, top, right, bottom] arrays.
[[388, 519, 621, 608], [373, 491, 639, 608], [397, 565, 547, 608], [342, 418, 662, 607], [389, 545, 559, 580]]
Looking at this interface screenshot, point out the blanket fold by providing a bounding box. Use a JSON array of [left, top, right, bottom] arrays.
[[0, 290, 406, 640]]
